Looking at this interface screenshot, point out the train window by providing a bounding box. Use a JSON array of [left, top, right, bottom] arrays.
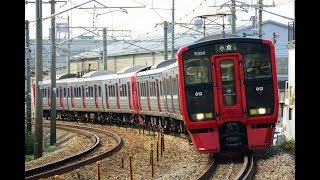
[[124, 84, 127, 97], [141, 83, 144, 97], [137, 83, 141, 97], [57, 88, 59, 98], [220, 60, 237, 106], [242, 43, 272, 80], [160, 81, 163, 96], [167, 79, 171, 95], [184, 58, 210, 84], [98, 86, 101, 97], [112, 85, 114, 97], [153, 82, 156, 97], [78, 87, 81, 98], [122, 84, 124, 97], [123, 84, 125, 97], [144, 82, 147, 97], [289, 108, 293, 120], [127, 83, 131, 98], [172, 78, 177, 95], [67, 88, 70, 98], [149, 82, 152, 97], [64, 88, 66, 98], [113, 85, 115, 97], [91, 86, 94, 98]]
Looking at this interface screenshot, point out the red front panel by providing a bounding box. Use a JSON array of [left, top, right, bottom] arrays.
[[105, 84, 110, 109], [189, 129, 220, 153], [94, 84, 99, 109], [156, 79, 162, 112], [131, 75, 139, 114], [247, 125, 275, 149], [82, 85, 87, 109]]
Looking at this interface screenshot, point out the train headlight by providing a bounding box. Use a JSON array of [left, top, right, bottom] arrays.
[[196, 113, 204, 120], [249, 108, 271, 115], [258, 108, 266, 114]]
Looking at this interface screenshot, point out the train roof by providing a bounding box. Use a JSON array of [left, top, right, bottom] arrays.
[[117, 65, 150, 74], [163, 61, 178, 70], [81, 70, 115, 78], [150, 59, 176, 69], [187, 37, 266, 49], [137, 64, 174, 77], [42, 73, 77, 81]]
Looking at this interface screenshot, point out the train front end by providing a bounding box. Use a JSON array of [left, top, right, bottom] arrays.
[[177, 38, 279, 153]]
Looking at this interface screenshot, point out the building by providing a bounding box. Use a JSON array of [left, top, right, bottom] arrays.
[[282, 21, 295, 141]]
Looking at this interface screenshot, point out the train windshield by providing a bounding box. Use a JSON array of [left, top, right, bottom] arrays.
[[242, 44, 272, 80], [184, 58, 211, 84]]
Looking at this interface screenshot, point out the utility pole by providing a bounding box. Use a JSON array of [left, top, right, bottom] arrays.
[[103, 28, 107, 70], [202, 17, 206, 37], [50, 0, 57, 146], [258, 0, 263, 38], [171, 0, 174, 59], [25, 20, 32, 133], [163, 21, 168, 60], [67, 15, 71, 74], [34, 0, 43, 159], [231, 0, 236, 34]]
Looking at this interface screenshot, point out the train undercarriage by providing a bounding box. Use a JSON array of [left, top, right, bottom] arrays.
[[43, 110, 187, 136]]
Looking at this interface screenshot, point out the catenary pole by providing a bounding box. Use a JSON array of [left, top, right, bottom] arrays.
[[67, 15, 71, 74], [163, 21, 168, 60], [258, 0, 263, 38], [171, 0, 174, 59], [34, 0, 43, 159], [50, 0, 57, 145], [103, 28, 107, 70], [25, 20, 32, 132], [231, 0, 236, 34]]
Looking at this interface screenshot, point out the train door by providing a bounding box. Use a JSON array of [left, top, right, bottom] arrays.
[[211, 53, 246, 121]]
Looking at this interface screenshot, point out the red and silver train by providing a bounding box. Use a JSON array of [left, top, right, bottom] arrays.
[[34, 37, 278, 153]]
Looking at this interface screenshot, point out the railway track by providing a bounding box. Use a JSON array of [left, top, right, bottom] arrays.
[[25, 122, 124, 180], [196, 152, 256, 180]]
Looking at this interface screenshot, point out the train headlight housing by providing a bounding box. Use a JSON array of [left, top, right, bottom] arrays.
[[191, 112, 213, 120], [249, 108, 271, 116]]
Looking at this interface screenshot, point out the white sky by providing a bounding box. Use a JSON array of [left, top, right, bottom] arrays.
[[25, 0, 294, 40]]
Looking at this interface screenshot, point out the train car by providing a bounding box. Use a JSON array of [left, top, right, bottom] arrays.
[[42, 80, 51, 119], [177, 37, 279, 153]]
